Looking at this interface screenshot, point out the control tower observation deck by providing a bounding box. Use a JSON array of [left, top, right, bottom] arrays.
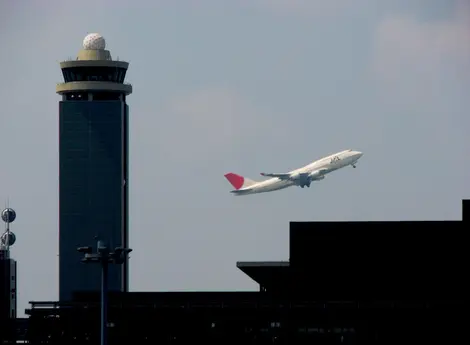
[[57, 33, 132, 301]]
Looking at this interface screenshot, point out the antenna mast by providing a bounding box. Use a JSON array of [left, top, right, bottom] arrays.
[[0, 203, 17, 258]]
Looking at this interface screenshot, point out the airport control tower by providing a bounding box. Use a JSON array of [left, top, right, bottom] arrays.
[[57, 33, 132, 301]]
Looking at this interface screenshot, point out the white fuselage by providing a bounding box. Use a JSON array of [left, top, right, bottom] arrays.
[[232, 149, 363, 195]]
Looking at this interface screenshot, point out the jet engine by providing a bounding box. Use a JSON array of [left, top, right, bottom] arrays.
[[291, 171, 325, 188], [294, 173, 310, 187]]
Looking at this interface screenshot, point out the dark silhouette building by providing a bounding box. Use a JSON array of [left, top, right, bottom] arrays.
[[24, 200, 468, 344], [0, 253, 16, 319], [57, 33, 132, 301], [0, 207, 18, 344], [0, 251, 17, 343]]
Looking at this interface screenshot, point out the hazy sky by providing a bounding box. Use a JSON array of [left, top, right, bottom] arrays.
[[1, 0, 469, 316]]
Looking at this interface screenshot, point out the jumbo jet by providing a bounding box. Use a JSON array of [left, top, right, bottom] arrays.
[[224, 149, 363, 196]]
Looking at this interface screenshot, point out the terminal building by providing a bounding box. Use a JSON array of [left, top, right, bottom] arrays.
[[23, 199, 468, 344]]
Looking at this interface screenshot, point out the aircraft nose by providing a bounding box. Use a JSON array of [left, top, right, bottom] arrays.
[[355, 151, 363, 158]]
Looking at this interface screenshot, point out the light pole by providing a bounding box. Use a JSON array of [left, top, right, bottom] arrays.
[[77, 239, 132, 345]]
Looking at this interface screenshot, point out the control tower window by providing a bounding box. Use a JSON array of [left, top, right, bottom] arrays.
[[62, 67, 127, 83], [92, 92, 122, 101]]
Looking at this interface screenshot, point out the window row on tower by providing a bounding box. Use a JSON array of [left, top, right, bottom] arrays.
[[62, 67, 127, 84]]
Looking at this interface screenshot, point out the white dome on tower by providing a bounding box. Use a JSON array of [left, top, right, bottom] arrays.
[[83, 33, 106, 50]]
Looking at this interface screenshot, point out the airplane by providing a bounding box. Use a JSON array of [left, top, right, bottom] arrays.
[[224, 149, 363, 196]]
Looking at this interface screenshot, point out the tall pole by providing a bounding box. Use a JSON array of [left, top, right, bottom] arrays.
[[78, 240, 132, 345], [97, 239, 109, 345], [101, 256, 108, 345]]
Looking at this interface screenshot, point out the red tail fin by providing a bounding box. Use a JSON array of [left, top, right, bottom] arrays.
[[224, 173, 258, 190], [224, 173, 245, 190]]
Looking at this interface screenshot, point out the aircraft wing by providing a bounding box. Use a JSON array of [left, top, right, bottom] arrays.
[[260, 172, 293, 180], [261, 168, 330, 180]]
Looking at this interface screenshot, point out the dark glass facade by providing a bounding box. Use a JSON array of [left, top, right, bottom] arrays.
[[59, 100, 128, 301]]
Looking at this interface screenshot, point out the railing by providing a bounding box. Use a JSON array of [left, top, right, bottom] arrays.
[[26, 299, 461, 312], [55, 82, 133, 87]]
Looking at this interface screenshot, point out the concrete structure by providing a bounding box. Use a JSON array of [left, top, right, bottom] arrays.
[[57, 33, 132, 301]]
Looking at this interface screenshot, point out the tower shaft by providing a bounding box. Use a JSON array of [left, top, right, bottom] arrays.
[[57, 34, 132, 301]]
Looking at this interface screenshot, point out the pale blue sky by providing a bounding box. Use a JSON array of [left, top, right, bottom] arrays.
[[1, 0, 469, 316]]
